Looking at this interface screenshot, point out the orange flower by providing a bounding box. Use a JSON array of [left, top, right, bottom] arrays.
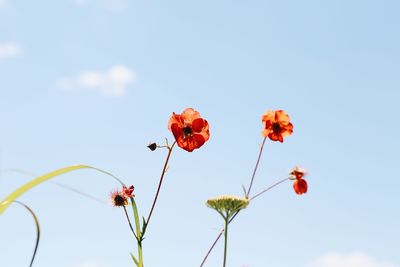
[[168, 108, 210, 152], [290, 167, 308, 195], [262, 110, 293, 142]]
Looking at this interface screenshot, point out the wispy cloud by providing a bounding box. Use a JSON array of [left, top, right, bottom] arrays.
[[0, 42, 23, 58], [58, 65, 136, 97], [308, 252, 399, 267]]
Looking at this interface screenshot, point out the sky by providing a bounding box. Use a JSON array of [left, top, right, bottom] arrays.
[[0, 0, 400, 266]]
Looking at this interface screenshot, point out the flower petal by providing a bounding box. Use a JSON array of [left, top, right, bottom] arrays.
[[293, 179, 308, 195]]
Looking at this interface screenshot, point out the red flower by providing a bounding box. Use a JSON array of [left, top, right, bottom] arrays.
[[293, 179, 308, 195], [262, 110, 293, 142], [122, 185, 135, 198], [168, 108, 210, 152], [290, 167, 308, 195]]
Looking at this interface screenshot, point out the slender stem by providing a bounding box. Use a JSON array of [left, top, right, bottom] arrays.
[[222, 217, 229, 267], [130, 198, 143, 267], [145, 141, 176, 228], [250, 178, 289, 201], [122, 206, 137, 239], [200, 137, 267, 266], [200, 177, 290, 266], [246, 137, 267, 197], [14, 201, 40, 267], [200, 211, 239, 267]]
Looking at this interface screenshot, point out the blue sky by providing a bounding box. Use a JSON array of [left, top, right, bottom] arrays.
[[1, 0, 399, 266]]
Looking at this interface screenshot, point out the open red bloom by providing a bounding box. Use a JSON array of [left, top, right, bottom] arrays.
[[262, 110, 293, 142], [122, 185, 135, 198], [290, 167, 308, 195], [168, 108, 210, 152]]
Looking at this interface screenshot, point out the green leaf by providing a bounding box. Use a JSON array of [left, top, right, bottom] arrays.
[[0, 165, 125, 215], [130, 252, 139, 266]]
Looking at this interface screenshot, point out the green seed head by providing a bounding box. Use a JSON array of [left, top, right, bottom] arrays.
[[206, 195, 249, 219]]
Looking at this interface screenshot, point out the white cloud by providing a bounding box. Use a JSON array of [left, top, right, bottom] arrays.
[[0, 42, 23, 58], [308, 252, 399, 267], [58, 65, 136, 97]]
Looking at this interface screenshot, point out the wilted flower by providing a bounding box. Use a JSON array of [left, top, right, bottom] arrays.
[[262, 110, 293, 142], [168, 108, 210, 152], [289, 167, 308, 195], [110, 189, 128, 207], [122, 185, 135, 198], [147, 143, 157, 151], [206, 195, 249, 219]]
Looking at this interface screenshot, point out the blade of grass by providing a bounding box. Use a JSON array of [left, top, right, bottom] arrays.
[[130, 252, 139, 266], [13, 200, 40, 267], [0, 169, 106, 205], [0, 164, 125, 214]]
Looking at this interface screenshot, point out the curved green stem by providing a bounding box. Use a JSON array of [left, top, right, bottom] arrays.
[[122, 206, 137, 239], [131, 197, 143, 267]]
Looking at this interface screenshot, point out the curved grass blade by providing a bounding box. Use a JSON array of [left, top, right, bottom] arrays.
[[0, 169, 106, 205], [0, 165, 125, 214], [13, 200, 40, 267], [130, 252, 139, 266]]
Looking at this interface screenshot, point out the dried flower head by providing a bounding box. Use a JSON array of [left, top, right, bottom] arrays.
[[206, 195, 249, 219], [262, 110, 293, 142], [147, 143, 157, 151], [289, 167, 308, 195], [168, 108, 210, 152], [110, 189, 128, 207]]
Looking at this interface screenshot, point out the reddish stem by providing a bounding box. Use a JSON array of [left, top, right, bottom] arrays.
[[246, 137, 267, 197], [145, 141, 176, 229]]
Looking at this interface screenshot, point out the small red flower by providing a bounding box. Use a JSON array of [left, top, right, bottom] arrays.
[[293, 179, 308, 195], [262, 110, 293, 142], [122, 185, 135, 198], [110, 189, 128, 207], [168, 108, 210, 152], [290, 167, 308, 195]]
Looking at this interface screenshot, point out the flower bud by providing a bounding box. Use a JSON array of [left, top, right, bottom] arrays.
[[147, 143, 157, 151]]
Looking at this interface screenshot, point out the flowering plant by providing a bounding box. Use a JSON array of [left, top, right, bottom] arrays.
[[0, 107, 308, 267]]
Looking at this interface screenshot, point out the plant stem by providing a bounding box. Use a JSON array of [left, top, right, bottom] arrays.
[[246, 137, 267, 197], [123, 206, 137, 239], [200, 211, 238, 267], [200, 138, 267, 266], [250, 177, 289, 200], [145, 141, 176, 229], [222, 217, 229, 267], [131, 197, 144, 267]]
